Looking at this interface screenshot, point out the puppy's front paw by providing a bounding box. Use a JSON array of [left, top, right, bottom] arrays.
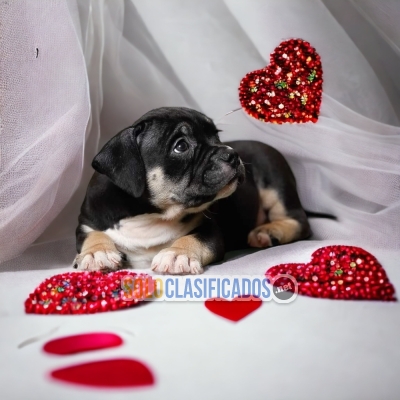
[[151, 247, 203, 275], [74, 250, 122, 271], [248, 226, 278, 248]]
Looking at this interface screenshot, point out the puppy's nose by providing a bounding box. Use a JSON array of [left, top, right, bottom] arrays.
[[219, 148, 238, 166]]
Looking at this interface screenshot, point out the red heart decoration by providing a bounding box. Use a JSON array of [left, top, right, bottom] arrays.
[[50, 358, 155, 388], [266, 245, 396, 301], [43, 333, 123, 355], [239, 38, 322, 124], [205, 296, 262, 322], [25, 271, 155, 314]]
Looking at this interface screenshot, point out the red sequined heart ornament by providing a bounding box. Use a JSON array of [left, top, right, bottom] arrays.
[[25, 271, 155, 314], [266, 246, 396, 301], [239, 38, 322, 124]]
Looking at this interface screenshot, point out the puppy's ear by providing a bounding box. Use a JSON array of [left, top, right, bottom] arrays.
[[92, 124, 146, 197]]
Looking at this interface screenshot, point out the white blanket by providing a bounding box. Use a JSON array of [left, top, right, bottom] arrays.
[[1, 239, 400, 399]]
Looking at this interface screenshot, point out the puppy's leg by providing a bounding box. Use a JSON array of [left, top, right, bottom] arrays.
[[151, 218, 223, 275], [74, 231, 122, 271], [248, 188, 310, 248], [151, 235, 210, 275]]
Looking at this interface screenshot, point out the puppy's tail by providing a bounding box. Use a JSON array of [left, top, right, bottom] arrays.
[[305, 210, 337, 220]]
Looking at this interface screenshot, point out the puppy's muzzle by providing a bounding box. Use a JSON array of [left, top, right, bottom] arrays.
[[218, 147, 240, 169], [219, 148, 245, 184], [203, 147, 243, 187]]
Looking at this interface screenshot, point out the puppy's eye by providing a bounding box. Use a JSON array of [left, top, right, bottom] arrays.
[[173, 139, 189, 153]]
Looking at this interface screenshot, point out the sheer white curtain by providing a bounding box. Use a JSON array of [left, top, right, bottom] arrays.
[[1, 0, 399, 267], [0, 1, 89, 264]]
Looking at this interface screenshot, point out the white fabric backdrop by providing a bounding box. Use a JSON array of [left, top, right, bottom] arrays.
[[1, 1, 400, 399], [1, 0, 399, 264]]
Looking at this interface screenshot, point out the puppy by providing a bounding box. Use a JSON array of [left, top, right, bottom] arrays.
[[74, 107, 312, 274]]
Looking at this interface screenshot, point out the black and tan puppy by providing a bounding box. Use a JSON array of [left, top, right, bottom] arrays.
[[74, 107, 311, 274]]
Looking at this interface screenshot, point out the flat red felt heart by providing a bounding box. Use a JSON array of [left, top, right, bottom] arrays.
[[25, 271, 155, 314], [266, 245, 396, 301], [43, 333, 123, 355], [50, 358, 155, 388], [239, 38, 322, 124], [205, 296, 262, 322]]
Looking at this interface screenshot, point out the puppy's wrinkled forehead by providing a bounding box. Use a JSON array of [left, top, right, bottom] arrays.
[[138, 107, 219, 143]]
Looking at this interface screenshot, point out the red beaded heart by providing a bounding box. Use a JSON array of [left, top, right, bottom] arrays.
[[239, 38, 323, 124], [25, 271, 155, 314], [266, 246, 396, 301]]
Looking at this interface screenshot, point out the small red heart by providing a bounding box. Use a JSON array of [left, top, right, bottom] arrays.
[[205, 296, 262, 322], [266, 245, 396, 301], [239, 38, 322, 124], [50, 358, 155, 388], [25, 271, 155, 315], [43, 333, 123, 355]]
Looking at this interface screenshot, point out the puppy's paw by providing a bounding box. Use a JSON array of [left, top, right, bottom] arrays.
[[74, 250, 122, 271], [151, 247, 203, 275], [248, 226, 279, 248], [248, 219, 300, 248]]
